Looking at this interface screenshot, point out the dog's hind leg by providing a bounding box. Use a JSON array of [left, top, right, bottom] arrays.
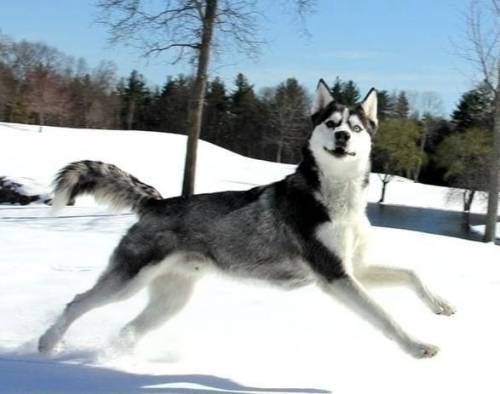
[[355, 265, 455, 316], [38, 267, 141, 354], [118, 271, 196, 349], [322, 275, 439, 358]]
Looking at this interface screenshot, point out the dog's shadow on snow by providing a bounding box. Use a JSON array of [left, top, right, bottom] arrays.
[[0, 349, 330, 394]]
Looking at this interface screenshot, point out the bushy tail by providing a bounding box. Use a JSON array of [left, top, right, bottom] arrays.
[[51, 160, 162, 214]]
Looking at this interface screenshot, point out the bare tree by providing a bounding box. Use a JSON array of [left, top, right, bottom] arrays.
[[0, 38, 70, 123], [86, 61, 118, 128], [24, 67, 69, 131], [0, 65, 13, 121], [263, 78, 310, 163], [97, 0, 315, 197], [459, 0, 499, 242]]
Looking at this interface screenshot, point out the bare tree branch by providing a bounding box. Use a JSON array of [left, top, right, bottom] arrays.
[[459, 0, 499, 92], [95, 0, 316, 195]]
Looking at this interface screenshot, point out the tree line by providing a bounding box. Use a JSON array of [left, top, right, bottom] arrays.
[[0, 34, 496, 215], [0, 35, 311, 164]]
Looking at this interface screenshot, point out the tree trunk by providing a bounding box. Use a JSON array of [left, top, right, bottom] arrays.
[[276, 138, 284, 163], [379, 178, 388, 203], [464, 190, 475, 212], [483, 64, 500, 242], [181, 0, 217, 197], [39, 111, 45, 133], [462, 190, 475, 229], [414, 121, 428, 182], [126, 100, 135, 130]]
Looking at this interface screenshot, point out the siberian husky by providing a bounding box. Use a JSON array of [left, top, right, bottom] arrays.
[[39, 80, 454, 358]]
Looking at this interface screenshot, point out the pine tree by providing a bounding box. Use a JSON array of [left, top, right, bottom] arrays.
[[394, 91, 410, 119], [329, 77, 360, 105], [452, 83, 494, 132], [123, 70, 147, 130], [330, 77, 343, 103], [203, 77, 231, 145], [376, 90, 392, 120], [159, 74, 192, 134], [231, 73, 256, 111], [342, 80, 360, 106], [230, 73, 261, 157]]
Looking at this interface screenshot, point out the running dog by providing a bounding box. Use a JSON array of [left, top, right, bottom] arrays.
[[39, 80, 454, 358]]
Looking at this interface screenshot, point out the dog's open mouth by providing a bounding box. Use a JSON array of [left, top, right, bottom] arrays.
[[323, 147, 356, 158]]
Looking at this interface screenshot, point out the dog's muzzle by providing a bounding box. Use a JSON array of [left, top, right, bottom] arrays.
[[323, 146, 356, 157], [325, 130, 355, 157]]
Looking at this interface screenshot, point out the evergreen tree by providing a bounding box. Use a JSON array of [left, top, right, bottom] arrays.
[[341, 80, 360, 106], [202, 77, 231, 145], [376, 90, 391, 120], [231, 73, 256, 110], [159, 74, 192, 134], [452, 83, 494, 132], [393, 91, 410, 119], [330, 77, 343, 103], [141, 86, 161, 131], [329, 77, 360, 105], [417, 117, 453, 186], [230, 73, 261, 157], [123, 70, 148, 130]]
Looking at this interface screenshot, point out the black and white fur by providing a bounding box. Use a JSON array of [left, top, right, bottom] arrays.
[[39, 80, 454, 358]]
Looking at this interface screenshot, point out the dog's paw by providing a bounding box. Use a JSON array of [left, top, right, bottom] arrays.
[[406, 341, 439, 359], [38, 330, 61, 355], [110, 326, 138, 356], [430, 296, 456, 316]]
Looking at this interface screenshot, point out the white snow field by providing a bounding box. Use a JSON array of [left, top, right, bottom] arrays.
[[1, 122, 499, 394]]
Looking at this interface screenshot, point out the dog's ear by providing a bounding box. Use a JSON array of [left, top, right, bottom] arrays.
[[311, 79, 333, 115], [361, 88, 378, 127]]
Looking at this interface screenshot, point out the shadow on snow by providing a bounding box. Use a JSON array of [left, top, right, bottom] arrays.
[[0, 351, 330, 394]]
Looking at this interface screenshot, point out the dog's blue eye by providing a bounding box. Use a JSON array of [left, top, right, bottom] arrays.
[[325, 120, 335, 129], [353, 125, 362, 132]]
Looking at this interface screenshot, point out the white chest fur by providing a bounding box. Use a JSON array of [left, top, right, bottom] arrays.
[[315, 178, 370, 274]]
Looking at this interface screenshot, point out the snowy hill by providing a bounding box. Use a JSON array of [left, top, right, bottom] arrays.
[[0, 122, 499, 394], [0, 122, 492, 214]]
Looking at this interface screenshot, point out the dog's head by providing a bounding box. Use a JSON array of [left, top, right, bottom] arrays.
[[308, 79, 378, 178]]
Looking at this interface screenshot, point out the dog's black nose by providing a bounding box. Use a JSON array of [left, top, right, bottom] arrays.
[[335, 131, 350, 144]]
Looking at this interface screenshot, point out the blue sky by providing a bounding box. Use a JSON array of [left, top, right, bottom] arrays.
[[0, 0, 481, 115]]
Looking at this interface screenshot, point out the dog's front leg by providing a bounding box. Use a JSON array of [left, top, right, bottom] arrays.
[[321, 275, 439, 358], [355, 265, 455, 316], [351, 224, 455, 316]]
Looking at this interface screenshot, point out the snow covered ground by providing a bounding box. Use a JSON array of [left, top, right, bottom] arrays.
[[0, 122, 494, 214], [1, 123, 499, 394]]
